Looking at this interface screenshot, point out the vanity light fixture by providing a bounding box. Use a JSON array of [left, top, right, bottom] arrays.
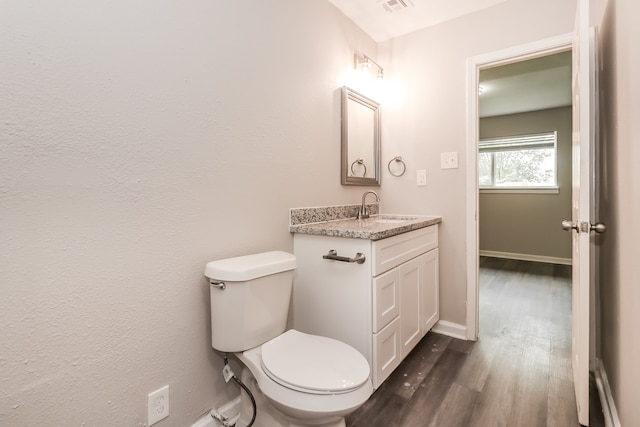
[[354, 53, 384, 79]]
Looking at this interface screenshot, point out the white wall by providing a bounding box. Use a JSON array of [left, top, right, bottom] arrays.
[[0, 1, 376, 425], [377, 0, 577, 326], [597, 0, 640, 424]]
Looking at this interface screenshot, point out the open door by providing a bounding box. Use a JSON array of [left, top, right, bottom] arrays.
[[562, 0, 605, 424]]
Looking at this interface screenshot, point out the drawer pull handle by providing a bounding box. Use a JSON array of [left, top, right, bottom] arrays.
[[322, 250, 366, 264]]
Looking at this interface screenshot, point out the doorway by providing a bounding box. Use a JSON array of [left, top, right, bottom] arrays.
[[478, 51, 572, 267], [467, 25, 602, 426], [465, 34, 573, 340]]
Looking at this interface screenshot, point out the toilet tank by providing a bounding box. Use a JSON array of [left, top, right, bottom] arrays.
[[204, 251, 297, 352]]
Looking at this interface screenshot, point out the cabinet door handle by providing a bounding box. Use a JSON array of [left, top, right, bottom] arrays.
[[322, 250, 366, 264]]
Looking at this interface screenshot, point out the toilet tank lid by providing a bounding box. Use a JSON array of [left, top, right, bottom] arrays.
[[205, 251, 296, 281]]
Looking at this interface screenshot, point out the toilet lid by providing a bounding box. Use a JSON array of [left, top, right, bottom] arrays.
[[261, 330, 370, 395]]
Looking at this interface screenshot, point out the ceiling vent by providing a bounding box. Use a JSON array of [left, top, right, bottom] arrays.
[[379, 0, 414, 13]]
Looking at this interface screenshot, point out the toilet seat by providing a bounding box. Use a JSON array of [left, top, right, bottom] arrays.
[[261, 329, 370, 395]]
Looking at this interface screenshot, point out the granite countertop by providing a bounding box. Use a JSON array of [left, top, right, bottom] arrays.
[[289, 213, 442, 241]]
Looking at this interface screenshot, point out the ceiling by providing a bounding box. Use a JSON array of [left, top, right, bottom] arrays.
[[479, 51, 572, 118], [328, 0, 510, 42], [328, 0, 572, 117]]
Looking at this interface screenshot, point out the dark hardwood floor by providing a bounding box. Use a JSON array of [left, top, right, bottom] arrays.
[[346, 257, 605, 427]]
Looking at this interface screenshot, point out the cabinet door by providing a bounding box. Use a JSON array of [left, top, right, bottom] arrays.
[[372, 268, 400, 333], [399, 256, 422, 357], [420, 249, 439, 334], [372, 316, 401, 388]]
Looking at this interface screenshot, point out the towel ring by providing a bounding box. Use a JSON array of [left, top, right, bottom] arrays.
[[388, 156, 407, 177], [350, 158, 367, 177]]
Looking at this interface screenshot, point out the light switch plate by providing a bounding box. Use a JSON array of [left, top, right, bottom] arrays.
[[441, 152, 459, 169], [416, 170, 427, 186]]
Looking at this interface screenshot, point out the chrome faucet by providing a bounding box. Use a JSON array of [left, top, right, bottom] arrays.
[[356, 191, 380, 219]]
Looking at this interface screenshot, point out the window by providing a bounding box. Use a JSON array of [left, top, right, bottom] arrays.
[[479, 132, 557, 191]]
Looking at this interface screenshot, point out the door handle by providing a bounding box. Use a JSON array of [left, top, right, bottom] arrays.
[[562, 220, 607, 234], [561, 220, 579, 232], [590, 222, 607, 233]]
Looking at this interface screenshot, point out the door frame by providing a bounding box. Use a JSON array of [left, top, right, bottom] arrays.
[[465, 33, 573, 340]]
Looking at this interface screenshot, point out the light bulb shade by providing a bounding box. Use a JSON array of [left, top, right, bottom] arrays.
[[354, 53, 384, 79]]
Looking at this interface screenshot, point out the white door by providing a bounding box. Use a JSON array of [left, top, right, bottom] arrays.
[[564, 0, 604, 424]]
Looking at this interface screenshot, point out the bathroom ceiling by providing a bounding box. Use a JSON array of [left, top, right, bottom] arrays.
[[328, 0, 510, 42], [328, 1, 572, 118]]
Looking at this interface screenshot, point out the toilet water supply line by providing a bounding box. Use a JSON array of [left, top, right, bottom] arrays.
[[210, 354, 257, 427]]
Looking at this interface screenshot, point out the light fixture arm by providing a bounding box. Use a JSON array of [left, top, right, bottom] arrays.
[[354, 53, 384, 78]]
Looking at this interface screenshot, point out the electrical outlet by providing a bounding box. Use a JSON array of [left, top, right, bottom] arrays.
[[416, 169, 427, 186], [148, 385, 169, 425], [440, 152, 459, 169]]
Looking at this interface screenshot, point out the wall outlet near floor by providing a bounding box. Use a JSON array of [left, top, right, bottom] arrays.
[[148, 385, 169, 425], [440, 152, 459, 169], [416, 169, 427, 186]]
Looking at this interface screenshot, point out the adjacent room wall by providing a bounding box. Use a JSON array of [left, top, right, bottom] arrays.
[[0, 1, 376, 425], [378, 0, 577, 327], [479, 107, 572, 263], [597, 0, 640, 424]]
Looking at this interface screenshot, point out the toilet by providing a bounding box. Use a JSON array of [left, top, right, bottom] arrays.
[[205, 251, 373, 427]]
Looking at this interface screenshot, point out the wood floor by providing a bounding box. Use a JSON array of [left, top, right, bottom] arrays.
[[346, 257, 605, 427]]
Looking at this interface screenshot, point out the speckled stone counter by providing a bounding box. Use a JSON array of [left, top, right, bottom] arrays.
[[289, 205, 442, 241]]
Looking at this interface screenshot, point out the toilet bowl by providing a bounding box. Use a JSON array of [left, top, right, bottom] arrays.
[[205, 251, 373, 427], [236, 330, 372, 427]]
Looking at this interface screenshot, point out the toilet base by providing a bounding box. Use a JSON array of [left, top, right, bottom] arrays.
[[236, 367, 347, 427]]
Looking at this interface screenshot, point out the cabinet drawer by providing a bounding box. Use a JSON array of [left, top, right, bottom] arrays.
[[372, 226, 438, 276], [372, 316, 401, 388], [372, 268, 400, 333]]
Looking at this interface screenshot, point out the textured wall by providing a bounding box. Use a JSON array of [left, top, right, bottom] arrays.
[[479, 107, 572, 261], [0, 1, 375, 425]]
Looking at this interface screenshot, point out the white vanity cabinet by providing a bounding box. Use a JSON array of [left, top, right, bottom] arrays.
[[292, 225, 439, 388]]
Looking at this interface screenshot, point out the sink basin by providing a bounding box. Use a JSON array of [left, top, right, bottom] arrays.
[[368, 218, 409, 224], [364, 215, 420, 224]]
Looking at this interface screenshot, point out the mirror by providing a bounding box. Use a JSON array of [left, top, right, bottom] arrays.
[[341, 86, 381, 186]]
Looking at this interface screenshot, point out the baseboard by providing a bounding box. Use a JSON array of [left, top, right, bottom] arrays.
[[192, 396, 241, 427], [432, 320, 467, 340], [595, 359, 621, 427], [192, 412, 216, 427], [479, 250, 572, 265]]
